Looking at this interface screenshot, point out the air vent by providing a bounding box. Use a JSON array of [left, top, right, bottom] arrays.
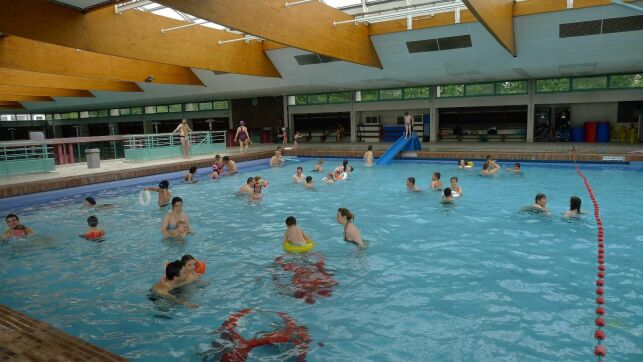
[[294, 54, 340, 66], [406, 39, 439, 53], [406, 35, 472, 54], [602, 15, 643, 34], [559, 20, 602, 38], [437, 35, 472, 50]]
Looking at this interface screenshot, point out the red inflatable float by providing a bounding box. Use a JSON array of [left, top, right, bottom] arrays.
[[274, 253, 338, 304], [212, 308, 310, 362]]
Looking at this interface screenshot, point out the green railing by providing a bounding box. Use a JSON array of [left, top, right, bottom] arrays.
[[0, 142, 55, 176], [123, 131, 226, 162]]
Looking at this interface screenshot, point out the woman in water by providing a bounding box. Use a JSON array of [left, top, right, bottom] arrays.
[[249, 183, 263, 203], [144, 180, 171, 207], [234, 121, 251, 155], [563, 196, 582, 217], [161, 197, 191, 238], [336, 208, 364, 248], [2, 214, 34, 240], [172, 119, 193, 160]]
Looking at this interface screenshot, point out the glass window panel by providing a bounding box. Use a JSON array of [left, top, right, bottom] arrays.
[[437, 84, 465, 97], [144, 106, 156, 114], [308, 94, 328, 104], [403, 87, 430, 99], [361, 90, 379, 102], [16, 114, 31, 121], [295, 95, 308, 105], [184, 103, 198, 112], [98, 110, 109, 117], [79, 111, 89, 119], [379, 89, 403, 100], [572, 76, 607, 90], [119, 108, 131, 116], [68, 112, 78, 119], [45, 114, 53, 121], [168, 104, 182, 113], [131, 107, 143, 115], [536, 78, 570, 93], [61, 113, 69, 120], [32, 114, 46, 120], [198, 102, 213, 111], [156, 105, 169, 113], [88, 111, 98, 118], [609, 74, 643, 89], [465, 83, 494, 96], [213, 100, 229, 109], [495, 81, 527, 95], [328, 92, 351, 103]]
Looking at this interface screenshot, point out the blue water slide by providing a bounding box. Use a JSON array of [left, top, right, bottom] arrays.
[[376, 136, 412, 165]]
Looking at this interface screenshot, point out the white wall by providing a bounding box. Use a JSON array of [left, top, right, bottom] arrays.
[[570, 102, 618, 127]]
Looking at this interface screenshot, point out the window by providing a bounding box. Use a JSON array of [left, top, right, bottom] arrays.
[[144, 106, 156, 114], [16, 114, 31, 121], [79, 111, 89, 119], [184, 103, 198, 112], [403, 87, 430, 99], [198, 102, 213, 111], [536, 78, 570, 93], [361, 90, 379, 102], [572, 76, 607, 90], [379, 89, 403, 100], [131, 107, 143, 115], [213, 100, 228, 110], [465, 83, 494, 96], [168, 104, 182, 113], [61, 113, 69, 120], [110, 109, 120, 117], [328, 92, 351, 103], [437, 84, 465, 97], [88, 111, 98, 118], [364, 115, 380, 124], [308, 94, 328, 104], [119, 108, 131, 116], [495, 80, 528, 95], [295, 95, 308, 105], [32, 114, 46, 120], [98, 110, 109, 117], [45, 114, 53, 121], [609, 74, 642, 89]]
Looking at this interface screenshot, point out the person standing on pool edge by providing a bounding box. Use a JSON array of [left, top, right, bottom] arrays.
[[144, 180, 171, 207], [234, 121, 251, 155], [172, 119, 192, 160], [336, 208, 364, 248], [403, 111, 413, 139]]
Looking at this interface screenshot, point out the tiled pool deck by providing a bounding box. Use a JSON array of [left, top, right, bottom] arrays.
[[1, 142, 641, 198], [0, 305, 126, 361]]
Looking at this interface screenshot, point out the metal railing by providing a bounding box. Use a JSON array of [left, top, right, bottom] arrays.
[[0, 141, 55, 176], [122, 131, 226, 161]]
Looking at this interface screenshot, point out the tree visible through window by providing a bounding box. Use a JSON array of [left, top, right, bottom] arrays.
[[609, 74, 642, 89], [536, 78, 570, 93]]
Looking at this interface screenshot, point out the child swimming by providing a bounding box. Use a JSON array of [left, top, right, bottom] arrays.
[[283, 216, 310, 247], [2, 214, 34, 240], [304, 176, 314, 189], [406, 177, 421, 192], [364, 145, 373, 167], [430, 172, 443, 190], [144, 180, 171, 207], [312, 159, 323, 172], [441, 187, 454, 203], [322, 172, 335, 184], [82, 215, 105, 240], [449, 176, 462, 197], [249, 183, 263, 202]]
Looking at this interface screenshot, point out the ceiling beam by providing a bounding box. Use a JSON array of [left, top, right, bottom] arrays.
[[0, 95, 54, 102], [0, 37, 203, 86], [154, 0, 382, 68], [0, 101, 25, 110], [0, 68, 143, 93], [0, 0, 280, 78], [462, 0, 516, 56], [0, 85, 94, 98]]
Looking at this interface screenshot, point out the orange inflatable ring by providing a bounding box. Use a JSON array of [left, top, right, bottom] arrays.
[[195, 260, 206, 274], [216, 308, 310, 362], [83, 230, 105, 240]]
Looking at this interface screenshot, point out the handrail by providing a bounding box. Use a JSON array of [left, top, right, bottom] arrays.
[[122, 131, 226, 149], [0, 143, 53, 162]]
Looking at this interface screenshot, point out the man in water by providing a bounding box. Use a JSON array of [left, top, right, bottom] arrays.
[[533, 193, 549, 213], [269, 150, 284, 167], [223, 156, 238, 175], [364, 145, 373, 167], [505, 163, 522, 174], [238, 177, 256, 195], [152, 261, 197, 308], [480, 162, 500, 176]]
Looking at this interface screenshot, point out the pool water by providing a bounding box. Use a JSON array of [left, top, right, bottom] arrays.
[[1, 158, 642, 361]]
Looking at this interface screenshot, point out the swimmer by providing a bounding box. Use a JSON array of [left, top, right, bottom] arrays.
[[293, 167, 306, 184], [335, 159, 351, 174], [449, 176, 463, 196], [179, 254, 203, 284], [211, 166, 221, 180], [312, 159, 323, 172], [82, 196, 113, 209], [458, 159, 466, 170], [533, 193, 549, 213], [184, 166, 198, 183], [152, 260, 197, 308], [82, 215, 105, 240], [254, 176, 269, 189], [364, 145, 373, 167], [167, 221, 190, 240], [213, 154, 224, 170], [238, 177, 256, 195], [144, 180, 172, 207], [249, 183, 263, 202], [270, 150, 284, 167], [336, 208, 364, 248], [222, 156, 238, 175], [2, 214, 34, 240], [563, 196, 582, 217], [161, 197, 191, 238], [406, 177, 422, 192], [505, 162, 522, 174], [441, 187, 454, 203], [284, 216, 311, 247], [480, 162, 500, 176], [301, 176, 313, 189], [322, 172, 335, 184], [430, 172, 443, 190]]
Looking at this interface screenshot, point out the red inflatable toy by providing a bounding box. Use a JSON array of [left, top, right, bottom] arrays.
[[274, 254, 338, 304], [195, 260, 207, 274]]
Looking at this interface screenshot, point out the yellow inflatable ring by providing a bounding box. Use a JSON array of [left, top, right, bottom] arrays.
[[283, 238, 315, 253]]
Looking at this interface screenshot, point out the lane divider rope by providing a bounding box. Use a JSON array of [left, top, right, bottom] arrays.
[[572, 147, 606, 360]]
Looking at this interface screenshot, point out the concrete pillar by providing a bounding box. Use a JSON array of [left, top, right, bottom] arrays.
[[108, 123, 120, 135], [350, 110, 357, 142], [429, 107, 439, 142], [526, 79, 535, 142]]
